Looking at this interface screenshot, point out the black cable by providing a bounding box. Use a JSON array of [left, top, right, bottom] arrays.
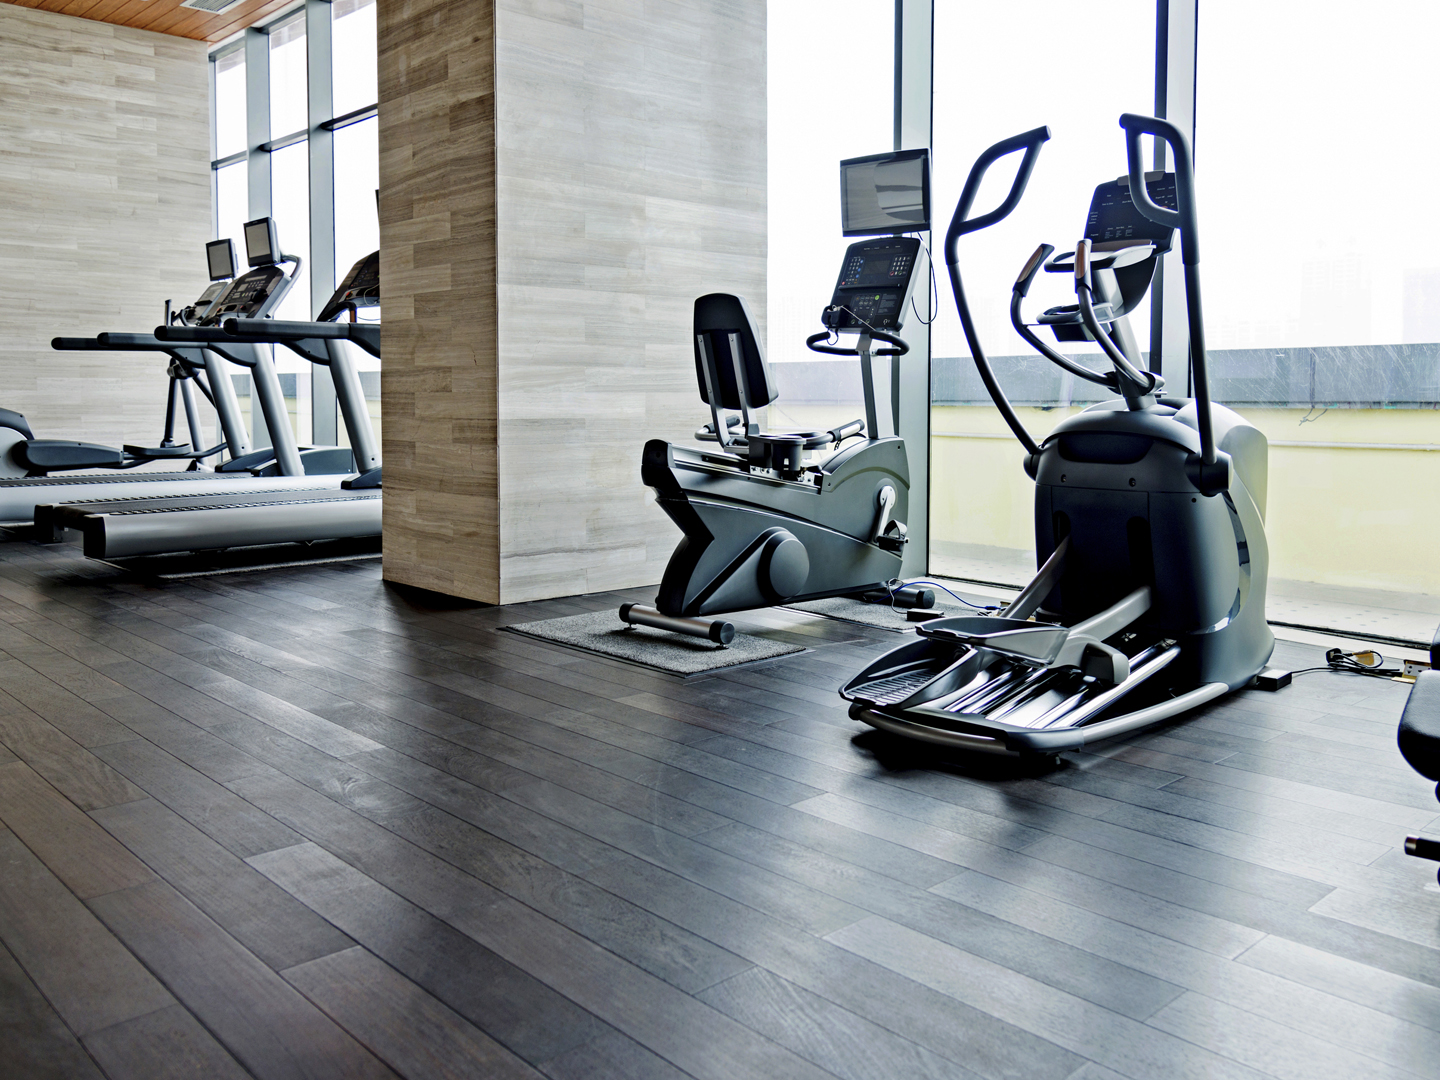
[[882, 577, 1002, 614], [1289, 648, 1405, 680], [908, 233, 938, 327]]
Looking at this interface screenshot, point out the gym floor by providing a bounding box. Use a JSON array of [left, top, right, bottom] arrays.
[[0, 542, 1436, 1080]]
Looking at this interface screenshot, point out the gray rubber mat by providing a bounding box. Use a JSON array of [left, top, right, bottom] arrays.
[[506, 609, 806, 675], [784, 595, 981, 632]]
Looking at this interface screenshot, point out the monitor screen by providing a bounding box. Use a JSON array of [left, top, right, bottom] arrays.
[[244, 217, 278, 266], [840, 149, 930, 236], [205, 238, 236, 281]]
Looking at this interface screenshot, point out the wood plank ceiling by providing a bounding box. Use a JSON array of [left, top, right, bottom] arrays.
[[1, 0, 294, 43]]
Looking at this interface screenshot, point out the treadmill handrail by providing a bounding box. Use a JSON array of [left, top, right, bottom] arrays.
[[152, 326, 235, 344], [224, 318, 381, 358]]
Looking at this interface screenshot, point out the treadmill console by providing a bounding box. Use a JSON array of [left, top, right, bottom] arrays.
[[825, 236, 922, 331], [181, 280, 230, 323], [204, 265, 289, 324], [1086, 173, 1178, 251], [317, 251, 380, 322]]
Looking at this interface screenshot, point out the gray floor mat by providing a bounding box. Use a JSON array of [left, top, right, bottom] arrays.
[[785, 593, 987, 632], [506, 609, 805, 675]]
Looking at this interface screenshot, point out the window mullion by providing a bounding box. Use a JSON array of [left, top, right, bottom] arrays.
[[1149, 0, 1197, 386], [245, 27, 271, 222], [307, 0, 338, 437]]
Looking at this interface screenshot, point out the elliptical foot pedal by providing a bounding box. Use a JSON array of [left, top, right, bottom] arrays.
[[619, 603, 735, 645]]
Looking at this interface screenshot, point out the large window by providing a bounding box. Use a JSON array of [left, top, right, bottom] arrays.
[[1194, 0, 1440, 607], [927, 1, 1156, 585], [332, 0, 378, 118], [764, 0, 895, 450], [210, 0, 379, 449]]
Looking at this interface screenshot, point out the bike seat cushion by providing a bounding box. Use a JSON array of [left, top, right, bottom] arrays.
[[1399, 670, 1440, 781], [748, 430, 832, 450]]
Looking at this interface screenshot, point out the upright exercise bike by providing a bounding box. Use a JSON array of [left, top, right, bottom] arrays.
[[620, 151, 936, 644], [842, 117, 1274, 756]]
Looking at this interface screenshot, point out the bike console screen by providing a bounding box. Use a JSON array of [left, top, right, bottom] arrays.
[[826, 236, 922, 332], [840, 149, 930, 236]]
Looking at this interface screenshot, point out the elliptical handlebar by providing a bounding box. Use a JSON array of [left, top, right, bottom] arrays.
[[1118, 113, 1224, 484], [806, 329, 909, 357], [1118, 114, 1199, 264], [945, 126, 1051, 260], [945, 127, 1052, 459]]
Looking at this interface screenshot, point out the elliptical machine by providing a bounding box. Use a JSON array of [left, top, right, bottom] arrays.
[[841, 117, 1274, 756], [619, 150, 936, 644]]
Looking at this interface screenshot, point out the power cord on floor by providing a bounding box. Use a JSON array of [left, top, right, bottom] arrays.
[[1287, 647, 1405, 680], [883, 578, 1002, 614]]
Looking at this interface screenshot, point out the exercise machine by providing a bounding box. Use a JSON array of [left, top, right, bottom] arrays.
[[0, 238, 250, 478], [0, 229, 347, 526], [150, 216, 355, 478], [841, 117, 1274, 756], [36, 250, 384, 560], [1397, 630, 1440, 884], [620, 149, 934, 644]]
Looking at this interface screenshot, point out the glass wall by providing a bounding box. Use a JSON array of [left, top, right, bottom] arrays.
[[333, 118, 378, 280], [1194, 0, 1440, 601], [332, 0, 378, 117], [214, 49, 246, 159], [213, 161, 247, 263], [765, 0, 894, 439], [211, 0, 380, 452], [927, 0, 1156, 585], [268, 13, 307, 139]]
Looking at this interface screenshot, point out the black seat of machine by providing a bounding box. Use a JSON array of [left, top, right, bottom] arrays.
[[1398, 628, 1440, 882], [1398, 628, 1440, 780], [692, 293, 857, 473], [1399, 672, 1440, 780]]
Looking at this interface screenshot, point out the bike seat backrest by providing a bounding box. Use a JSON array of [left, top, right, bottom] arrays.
[[692, 293, 779, 410]]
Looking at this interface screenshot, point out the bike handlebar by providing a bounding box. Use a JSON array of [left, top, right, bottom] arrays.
[[806, 329, 908, 356]]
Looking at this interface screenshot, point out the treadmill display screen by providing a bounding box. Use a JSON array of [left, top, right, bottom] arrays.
[[244, 218, 278, 266], [840, 149, 930, 236], [206, 238, 236, 281]]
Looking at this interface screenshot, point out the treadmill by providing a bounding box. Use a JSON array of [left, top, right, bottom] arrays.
[[0, 222, 350, 526], [38, 250, 384, 561]]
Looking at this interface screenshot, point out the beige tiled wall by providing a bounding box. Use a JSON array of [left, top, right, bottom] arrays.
[[378, 0, 766, 604], [0, 5, 210, 449]]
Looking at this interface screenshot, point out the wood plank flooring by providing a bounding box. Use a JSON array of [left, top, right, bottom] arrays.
[[0, 540, 1437, 1080]]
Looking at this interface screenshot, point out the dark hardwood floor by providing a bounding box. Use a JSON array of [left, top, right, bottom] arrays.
[[0, 539, 1437, 1080]]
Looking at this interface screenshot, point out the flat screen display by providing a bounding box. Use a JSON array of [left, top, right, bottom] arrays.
[[840, 149, 930, 236], [205, 238, 236, 281], [244, 218, 277, 266]]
